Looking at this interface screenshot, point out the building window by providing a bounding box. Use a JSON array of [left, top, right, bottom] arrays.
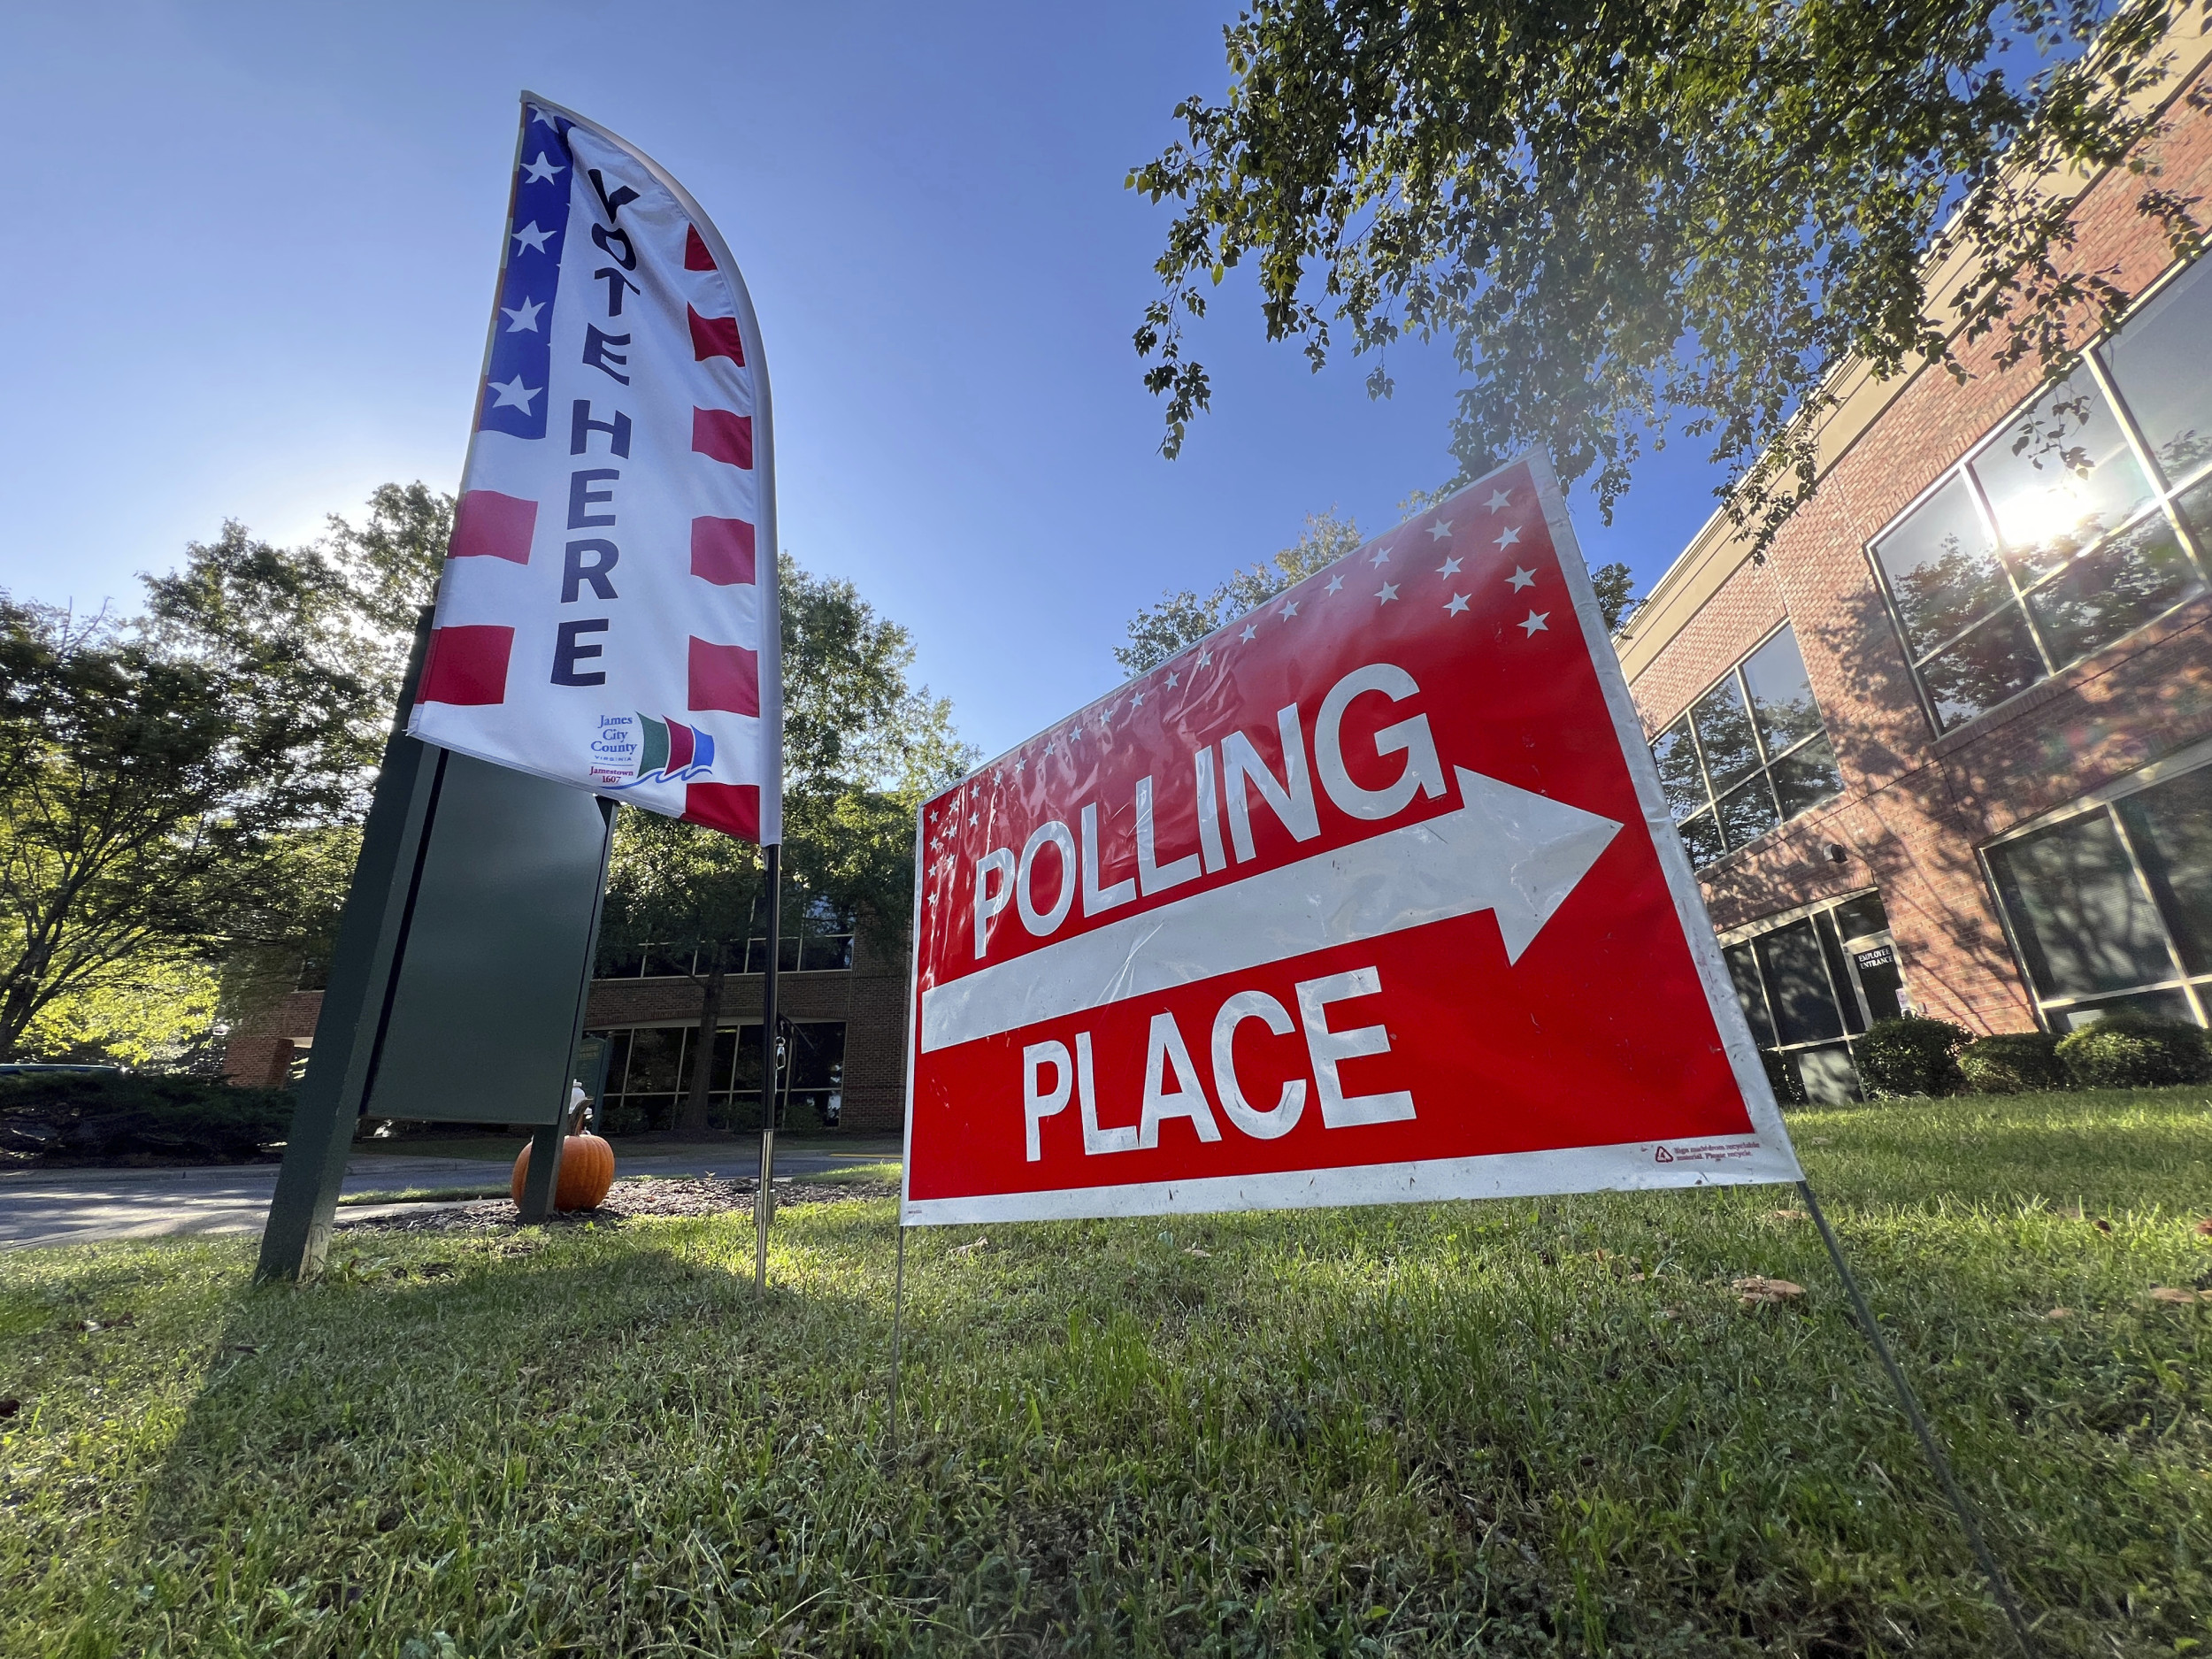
[[585, 1019, 848, 1133], [1870, 254, 2212, 733], [593, 896, 856, 980], [1649, 623, 1843, 869], [1718, 890, 1908, 1102], [1982, 744, 2212, 1032]]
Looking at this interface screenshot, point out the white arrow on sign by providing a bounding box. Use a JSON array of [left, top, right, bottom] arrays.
[[919, 766, 1622, 1054]]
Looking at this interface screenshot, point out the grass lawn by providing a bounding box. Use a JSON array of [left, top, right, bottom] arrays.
[[3, 1087, 2209, 1656]]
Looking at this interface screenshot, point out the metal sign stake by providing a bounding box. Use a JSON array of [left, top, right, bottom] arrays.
[[754, 842, 782, 1294], [1799, 1179, 2038, 1655]]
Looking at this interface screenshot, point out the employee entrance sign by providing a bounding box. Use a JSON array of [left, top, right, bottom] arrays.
[[901, 454, 1801, 1225]]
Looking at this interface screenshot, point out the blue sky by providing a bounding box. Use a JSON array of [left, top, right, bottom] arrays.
[[1, 1, 1728, 760]]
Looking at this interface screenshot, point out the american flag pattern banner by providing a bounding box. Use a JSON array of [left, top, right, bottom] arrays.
[[409, 93, 781, 845]]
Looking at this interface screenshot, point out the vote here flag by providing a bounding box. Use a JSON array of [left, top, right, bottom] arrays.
[[409, 93, 781, 846], [902, 454, 1802, 1225]]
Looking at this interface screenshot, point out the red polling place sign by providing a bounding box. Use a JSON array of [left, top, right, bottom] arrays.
[[902, 454, 1801, 1225]]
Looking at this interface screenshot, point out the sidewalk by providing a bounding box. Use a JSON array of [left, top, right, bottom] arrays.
[[0, 1140, 902, 1250]]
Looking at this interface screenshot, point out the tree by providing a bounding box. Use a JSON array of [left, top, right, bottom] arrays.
[[0, 599, 343, 1059], [1118, 509, 1363, 673], [1592, 563, 1642, 635], [0, 486, 452, 1064], [1133, 0, 2208, 551], [598, 557, 972, 1135]]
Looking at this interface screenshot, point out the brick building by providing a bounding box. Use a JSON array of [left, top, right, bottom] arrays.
[[222, 899, 912, 1134], [1615, 26, 2212, 1100]]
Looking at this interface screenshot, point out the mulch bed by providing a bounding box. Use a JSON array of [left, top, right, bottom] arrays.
[[336, 1175, 897, 1235]]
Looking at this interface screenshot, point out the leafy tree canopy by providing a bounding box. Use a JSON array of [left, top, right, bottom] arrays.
[[1118, 510, 1364, 673], [1133, 0, 2208, 549]]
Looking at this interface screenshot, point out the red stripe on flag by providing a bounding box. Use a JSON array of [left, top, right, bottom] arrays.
[[687, 637, 760, 717], [691, 408, 753, 468], [689, 516, 756, 585], [685, 225, 715, 271], [448, 490, 535, 564], [682, 782, 760, 842], [688, 305, 745, 365], [418, 625, 514, 706], [667, 719, 695, 772]]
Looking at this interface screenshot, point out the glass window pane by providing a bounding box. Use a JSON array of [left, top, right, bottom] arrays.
[[1740, 626, 1825, 756], [2118, 764, 2212, 975], [2098, 255, 2212, 490], [1987, 810, 2175, 998], [2052, 989, 2197, 1032], [2024, 511, 2205, 668], [1970, 377, 2154, 581], [1676, 810, 1724, 870], [1770, 736, 1843, 819], [1755, 920, 1846, 1045], [626, 1027, 685, 1094], [1919, 607, 2045, 730], [790, 1022, 848, 1092], [1832, 891, 1891, 944], [602, 1029, 634, 1097], [1691, 676, 1761, 790], [1815, 910, 1867, 1035], [1793, 1043, 1863, 1104], [1872, 474, 2009, 657], [1724, 942, 1777, 1046], [803, 933, 855, 972], [1716, 773, 1781, 849], [2175, 474, 2212, 548], [1650, 717, 1709, 820]]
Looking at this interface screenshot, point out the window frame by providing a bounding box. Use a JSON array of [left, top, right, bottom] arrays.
[[1864, 256, 2212, 738], [1976, 734, 2212, 1033], [1649, 620, 1842, 869], [1716, 887, 1896, 1099]]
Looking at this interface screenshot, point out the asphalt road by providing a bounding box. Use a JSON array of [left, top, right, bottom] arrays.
[[0, 1142, 901, 1250]]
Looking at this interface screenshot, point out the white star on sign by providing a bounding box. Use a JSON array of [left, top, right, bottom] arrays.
[[1044, 741, 1057, 757], [520, 151, 565, 184], [1165, 671, 1179, 688], [1240, 623, 1257, 642], [1486, 488, 1512, 511], [511, 220, 554, 255], [488, 375, 541, 413], [1368, 545, 1392, 567], [1445, 593, 1471, 616], [1131, 690, 1146, 709], [1519, 611, 1549, 636], [1197, 647, 1213, 667], [1426, 519, 1454, 541], [1375, 582, 1400, 603], [1279, 600, 1300, 620], [500, 296, 543, 333], [992, 767, 1002, 784], [1436, 555, 1463, 577], [530, 105, 560, 129], [1014, 757, 1025, 774], [1507, 566, 1537, 591], [969, 811, 979, 826], [1325, 573, 1344, 594], [1495, 525, 1521, 549]]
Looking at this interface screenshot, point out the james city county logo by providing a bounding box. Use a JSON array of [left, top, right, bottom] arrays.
[[588, 713, 716, 789]]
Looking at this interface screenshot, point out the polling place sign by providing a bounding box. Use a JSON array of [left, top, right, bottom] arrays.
[[902, 455, 1801, 1225]]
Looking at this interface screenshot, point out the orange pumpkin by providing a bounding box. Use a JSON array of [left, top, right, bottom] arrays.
[[511, 1131, 617, 1211]]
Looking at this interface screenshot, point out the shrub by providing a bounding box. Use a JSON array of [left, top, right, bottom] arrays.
[[1856, 1015, 1974, 1097], [2055, 1012, 2212, 1089], [1958, 1031, 2069, 1094], [1759, 1048, 1807, 1105], [0, 1071, 296, 1164]]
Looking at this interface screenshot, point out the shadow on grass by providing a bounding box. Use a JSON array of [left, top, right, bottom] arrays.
[[6, 1114, 2211, 1655]]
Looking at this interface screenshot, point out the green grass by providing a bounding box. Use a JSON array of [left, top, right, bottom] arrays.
[[334, 1186, 514, 1208], [805, 1160, 903, 1187], [3, 1087, 2209, 1655]]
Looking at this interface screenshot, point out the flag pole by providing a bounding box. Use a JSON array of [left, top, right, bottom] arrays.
[[755, 842, 781, 1294]]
